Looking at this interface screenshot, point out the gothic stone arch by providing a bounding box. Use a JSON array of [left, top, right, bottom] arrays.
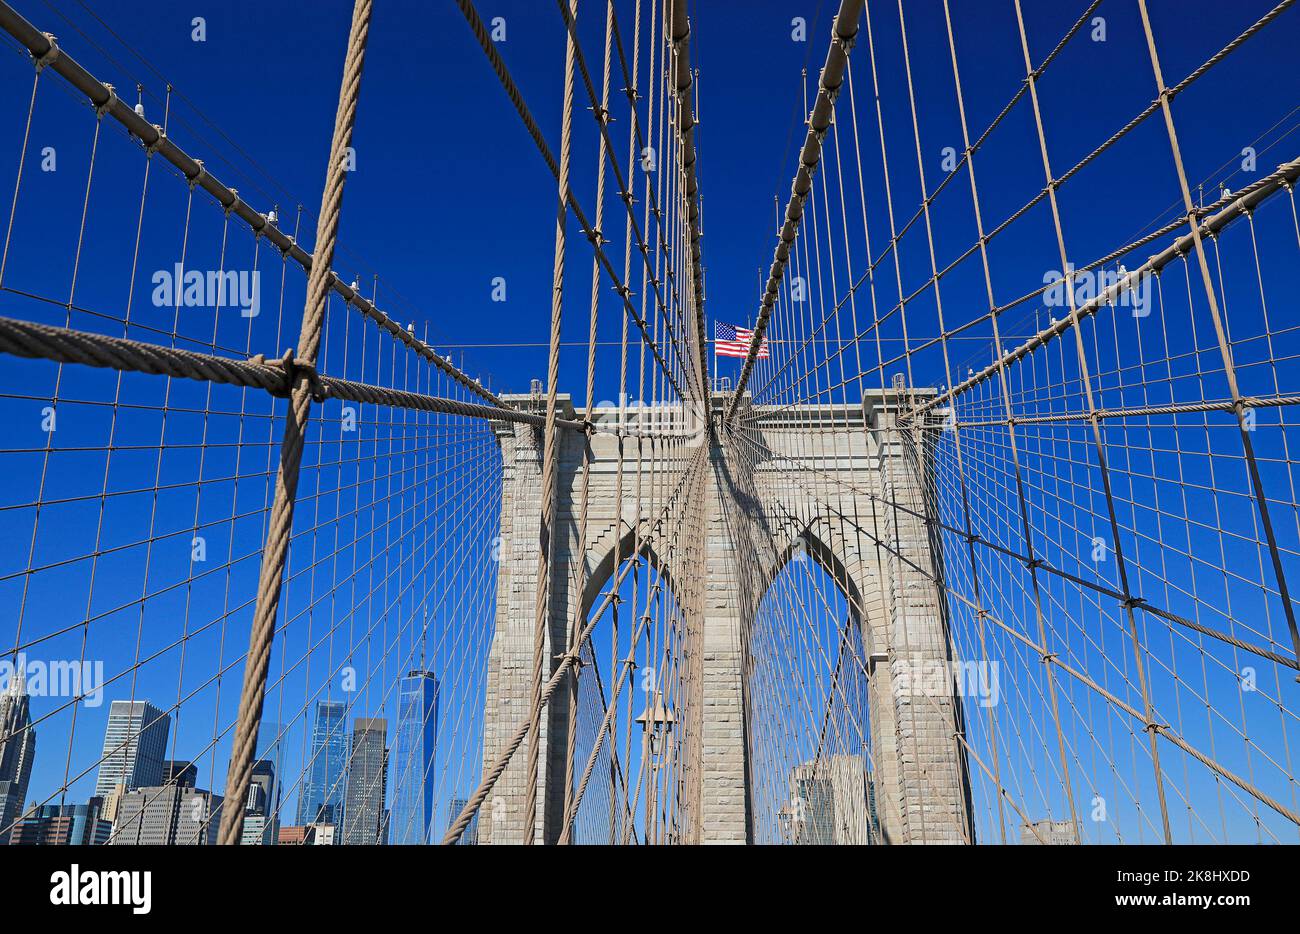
[[480, 391, 973, 845]]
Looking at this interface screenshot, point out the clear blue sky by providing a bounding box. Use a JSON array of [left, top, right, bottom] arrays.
[[0, 0, 1297, 843], [4, 0, 1295, 392]]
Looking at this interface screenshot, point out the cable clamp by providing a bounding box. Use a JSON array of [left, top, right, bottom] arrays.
[[556, 650, 584, 670], [187, 159, 207, 191], [95, 83, 117, 120], [144, 126, 166, 155], [34, 34, 59, 72], [1121, 595, 1146, 610], [1040, 652, 1058, 663]]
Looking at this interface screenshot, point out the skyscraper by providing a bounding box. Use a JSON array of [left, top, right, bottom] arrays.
[[341, 718, 388, 846], [787, 755, 874, 845], [390, 671, 439, 844], [12, 798, 112, 845], [0, 669, 36, 844], [95, 700, 170, 798], [110, 784, 222, 845], [788, 762, 835, 845], [297, 701, 347, 826], [447, 796, 479, 845], [241, 759, 279, 845], [162, 760, 197, 787]]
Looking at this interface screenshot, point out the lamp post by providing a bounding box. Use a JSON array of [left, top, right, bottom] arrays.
[[635, 692, 675, 844]]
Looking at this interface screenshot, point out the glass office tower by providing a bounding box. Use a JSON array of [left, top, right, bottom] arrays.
[[390, 671, 440, 844], [296, 700, 348, 826], [94, 700, 169, 798]]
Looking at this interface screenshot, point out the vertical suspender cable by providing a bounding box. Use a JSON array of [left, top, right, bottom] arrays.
[[523, 0, 580, 845], [217, 0, 373, 845]]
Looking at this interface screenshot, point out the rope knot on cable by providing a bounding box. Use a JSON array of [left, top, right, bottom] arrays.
[[252, 349, 330, 403]]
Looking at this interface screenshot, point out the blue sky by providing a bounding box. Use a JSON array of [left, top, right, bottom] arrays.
[[0, 0, 1298, 843], [3, 0, 1295, 391]]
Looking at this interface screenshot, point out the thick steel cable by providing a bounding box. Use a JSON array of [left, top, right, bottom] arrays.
[[0, 312, 286, 391], [1136, 0, 1300, 674], [935, 0, 1073, 840], [905, 156, 1300, 424], [453, 0, 692, 402], [753, 1, 1296, 418], [601, 0, 645, 844], [0, 0, 501, 409], [555, 0, 704, 401], [892, 0, 1015, 841], [556, 0, 614, 844], [216, 0, 372, 846], [666, 0, 709, 402], [0, 312, 717, 441], [522, 0, 579, 844], [724, 0, 864, 424]]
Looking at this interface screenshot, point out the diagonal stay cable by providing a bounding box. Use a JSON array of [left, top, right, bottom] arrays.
[[725, 0, 863, 424]]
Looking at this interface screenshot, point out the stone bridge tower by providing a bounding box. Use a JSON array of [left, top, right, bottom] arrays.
[[479, 389, 973, 844]]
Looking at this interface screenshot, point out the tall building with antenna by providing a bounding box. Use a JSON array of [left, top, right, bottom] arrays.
[[0, 669, 36, 844], [390, 671, 440, 844]]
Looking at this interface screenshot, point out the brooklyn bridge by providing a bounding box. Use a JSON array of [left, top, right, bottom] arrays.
[[0, 0, 1297, 848]]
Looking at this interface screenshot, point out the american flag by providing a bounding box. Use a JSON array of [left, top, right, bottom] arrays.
[[715, 321, 768, 359]]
